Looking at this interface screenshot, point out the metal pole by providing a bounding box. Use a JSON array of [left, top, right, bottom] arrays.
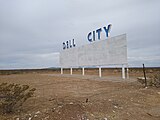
[[99, 66, 102, 78], [143, 64, 147, 87]]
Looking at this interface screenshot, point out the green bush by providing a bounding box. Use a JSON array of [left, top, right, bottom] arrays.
[[0, 83, 36, 113]]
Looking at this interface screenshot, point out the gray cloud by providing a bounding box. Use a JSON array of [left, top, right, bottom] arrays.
[[0, 52, 59, 69], [0, 0, 160, 69]]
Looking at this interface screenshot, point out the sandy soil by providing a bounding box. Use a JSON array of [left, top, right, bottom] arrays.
[[0, 73, 160, 120]]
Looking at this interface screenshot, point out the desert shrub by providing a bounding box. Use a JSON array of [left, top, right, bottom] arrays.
[[0, 83, 36, 113], [138, 73, 160, 87], [150, 73, 160, 87]]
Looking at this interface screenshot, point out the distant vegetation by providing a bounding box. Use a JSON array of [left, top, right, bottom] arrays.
[[0, 68, 60, 75]]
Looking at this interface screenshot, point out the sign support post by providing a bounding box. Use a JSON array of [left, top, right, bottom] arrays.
[[82, 67, 85, 76], [99, 66, 102, 78], [70, 68, 73, 75], [61, 68, 63, 74], [127, 64, 129, 79], [122, 64, 125, 79]]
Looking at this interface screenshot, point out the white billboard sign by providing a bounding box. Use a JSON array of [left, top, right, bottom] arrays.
[[60, 34, 127, 68]]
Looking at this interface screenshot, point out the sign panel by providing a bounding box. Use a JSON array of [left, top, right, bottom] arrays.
[[60, 34, 127, 68]]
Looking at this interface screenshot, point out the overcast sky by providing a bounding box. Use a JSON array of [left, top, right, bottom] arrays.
[[0, 0, 160, 69]]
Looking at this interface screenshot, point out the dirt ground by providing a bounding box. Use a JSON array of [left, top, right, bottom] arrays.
[[0, 72, 160, 120]]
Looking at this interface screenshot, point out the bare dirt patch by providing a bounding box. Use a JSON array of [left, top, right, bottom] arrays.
[[0, 73, 160, 120]]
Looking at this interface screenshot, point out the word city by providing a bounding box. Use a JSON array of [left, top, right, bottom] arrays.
[[87, 24, 112, 42]]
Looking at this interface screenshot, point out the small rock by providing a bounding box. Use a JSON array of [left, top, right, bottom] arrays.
[[17, 110, 21, 113], [102, 118, 108, 120], [28, 117, 32, 120], [157, 92, 160, 95], [90, 113, 94, 116], [58, 105, 63, 108], [35, 111, 41, 114], [43, 108, 50, 113], [16, 118, 20, 120], [44, 116, 49, 120], [108, 99, 112, 101], [49, 98, 55, 101], [52, 107, 56, 112], [86, 98, 89, 103], [114, 106, 118, 109], [69, 102, 73, 104]]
